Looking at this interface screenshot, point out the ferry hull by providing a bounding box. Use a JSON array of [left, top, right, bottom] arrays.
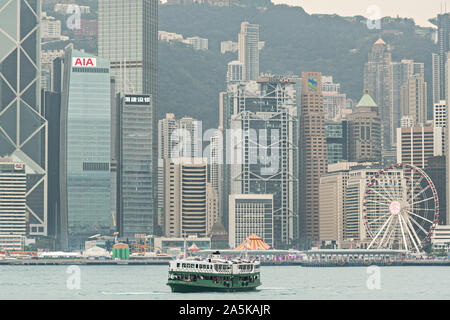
[[168, 281, 260, 293]]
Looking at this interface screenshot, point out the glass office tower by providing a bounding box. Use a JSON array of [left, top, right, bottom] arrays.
[[60, 47, 112, 250], [98, 0, 158, 236], [120, 94, 153, 238], [0, 0, 48, 236]]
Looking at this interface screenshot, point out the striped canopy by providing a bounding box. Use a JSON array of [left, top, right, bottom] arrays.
[[235, 234, 271, 250], [188, 243, 199, 252]]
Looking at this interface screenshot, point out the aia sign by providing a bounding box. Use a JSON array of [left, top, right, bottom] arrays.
[[72, 57, 97, 67]]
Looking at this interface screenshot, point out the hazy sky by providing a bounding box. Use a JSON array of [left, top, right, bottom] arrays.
[[271, 0, 448, 27]]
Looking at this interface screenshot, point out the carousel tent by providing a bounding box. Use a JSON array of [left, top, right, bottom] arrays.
[[188, 243, 199, 252], [234, 234, 272, 250]]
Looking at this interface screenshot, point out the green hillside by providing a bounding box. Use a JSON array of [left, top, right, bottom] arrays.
[[158, 4, 436, 129]]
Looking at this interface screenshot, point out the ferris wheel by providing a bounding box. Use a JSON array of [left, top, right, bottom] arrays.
[[362, 163, 440, 253]]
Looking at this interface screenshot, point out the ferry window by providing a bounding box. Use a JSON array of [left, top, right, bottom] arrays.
[[177, 263, 180, 267], [196, 264, 198, 268]]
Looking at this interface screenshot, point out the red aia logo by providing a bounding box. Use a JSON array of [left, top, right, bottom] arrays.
[[72, 57, 96, 67]]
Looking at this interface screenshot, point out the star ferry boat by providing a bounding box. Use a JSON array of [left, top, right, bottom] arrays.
[[167, 252, 261, 292]]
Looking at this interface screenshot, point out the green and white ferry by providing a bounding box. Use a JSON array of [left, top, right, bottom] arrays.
[[167, 251, 261, 293]]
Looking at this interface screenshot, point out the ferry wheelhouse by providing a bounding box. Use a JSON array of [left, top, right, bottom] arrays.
[[167, 252, 261, 292]]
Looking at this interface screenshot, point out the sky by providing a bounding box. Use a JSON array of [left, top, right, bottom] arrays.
[[271, 0, 448, 27]]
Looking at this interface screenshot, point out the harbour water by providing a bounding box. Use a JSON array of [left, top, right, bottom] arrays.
[[0, 265, 449, 300]]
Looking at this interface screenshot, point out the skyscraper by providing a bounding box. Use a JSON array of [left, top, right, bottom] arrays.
[[364, 38, 394, 151], [432, 53, 441, 104], [157, 115, 202, 232], [347, 91, 382, 163], [119, 94, 154, 239], [430, 13, 450, 102], [238, 22, 260, 81], [98, 0, 158, 235], [60, 48, 112, 249], [400, 74, 427, 125], [299, 72, 327, 247], [222, 75, 298, 248], [229, 194, 274, 248], [98, 0, 158, 97], [164, 158, 208, 238], [226, 75, 299, 248], [227, 60, 244, 84], [319, 162, 357, 245], [0, 158, 26, 250], [325, 120, 349, 165], [396, 125, 444, 168], [0, 0, 48, 237], [322, 76, 347, 121], [391, 59, 425, 139]]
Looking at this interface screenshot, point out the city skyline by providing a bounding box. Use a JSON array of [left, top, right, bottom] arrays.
[[0, 0, 448, 254]]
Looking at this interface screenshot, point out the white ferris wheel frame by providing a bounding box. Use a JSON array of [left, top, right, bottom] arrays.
[[362, 163, 440, 253]]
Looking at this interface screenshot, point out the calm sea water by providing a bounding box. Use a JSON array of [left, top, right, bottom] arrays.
[[0, 265, 449, 300]]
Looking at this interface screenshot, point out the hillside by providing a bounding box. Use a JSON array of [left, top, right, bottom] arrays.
[[158, 4, 436, 129]]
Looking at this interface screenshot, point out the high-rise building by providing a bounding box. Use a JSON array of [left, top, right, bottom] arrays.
[[319, 162, 358, 245], [98, 0, 157, 97], [158, 114, 178, 161], [227, 75, 299, 248], [0, 158, 27, 251], [157, 113, 177, 225], [98, 0, 158, 236], [347, 91, 382, 163], [325, 120, 349, 165], [432, 53, 441, 104], [227, 61, 244, 84], [322, 76, 347, 120], [391, 59, 425, 139], [60, 48, 112, 249], [119, 94, 154, 239], [238, 22, 260, 81], [434, 100, 447, 127], [425, 156, 447, 225], [164, 158, 208, 238], [42, 90, 61, 244], [229, 194, 273, 248], [209, 129, 223, 220], [158, 115, 201, 160], [299, 72, 327, 247], [178, 117, 202, 158], [364, 38, 394, 150], [0, 0, 48, 237], [206, 183, 219, 236], [157, 115, 202, 231], [430, 13, 450, 101], [400, 74, 427, 125], [396, 125, 444, 168], [401, 115, 415, 128], [41, 12, 62, 39]]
